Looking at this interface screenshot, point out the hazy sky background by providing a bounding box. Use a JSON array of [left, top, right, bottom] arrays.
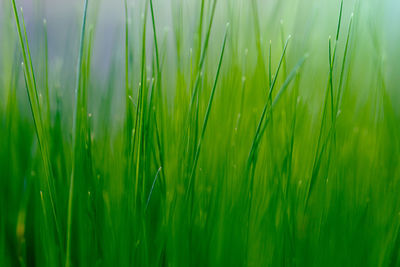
[[3, 0, 400, 66], [1, 0, 399, 103]]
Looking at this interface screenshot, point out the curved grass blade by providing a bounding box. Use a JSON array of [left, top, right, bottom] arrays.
[[186, 24, 229, 200], [11, 0, 62, 251], [246, 35, 292, 171]]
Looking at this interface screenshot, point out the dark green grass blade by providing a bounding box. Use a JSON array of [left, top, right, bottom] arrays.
[[186, 24, 229, 200], [246, 35, 292, 171], [188, 0, 218, 111], [306, 0, 345, 206]]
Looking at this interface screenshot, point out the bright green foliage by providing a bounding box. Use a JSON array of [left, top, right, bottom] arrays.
[[1, 0, 400, 266]]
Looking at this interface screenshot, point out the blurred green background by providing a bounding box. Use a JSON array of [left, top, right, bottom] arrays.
[[1, 0, 400, 266]]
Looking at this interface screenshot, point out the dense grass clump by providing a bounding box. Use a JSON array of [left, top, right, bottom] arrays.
[[1, 0, 400, 266]]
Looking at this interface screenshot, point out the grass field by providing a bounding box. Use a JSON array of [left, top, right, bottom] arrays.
[[1, 0, 400, 266]]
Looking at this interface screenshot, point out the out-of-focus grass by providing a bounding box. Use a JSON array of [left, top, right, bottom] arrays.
[[1, 0, 400, 266]]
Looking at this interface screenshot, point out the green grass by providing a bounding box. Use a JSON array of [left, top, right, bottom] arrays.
[[1, 0, 400, 266]]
